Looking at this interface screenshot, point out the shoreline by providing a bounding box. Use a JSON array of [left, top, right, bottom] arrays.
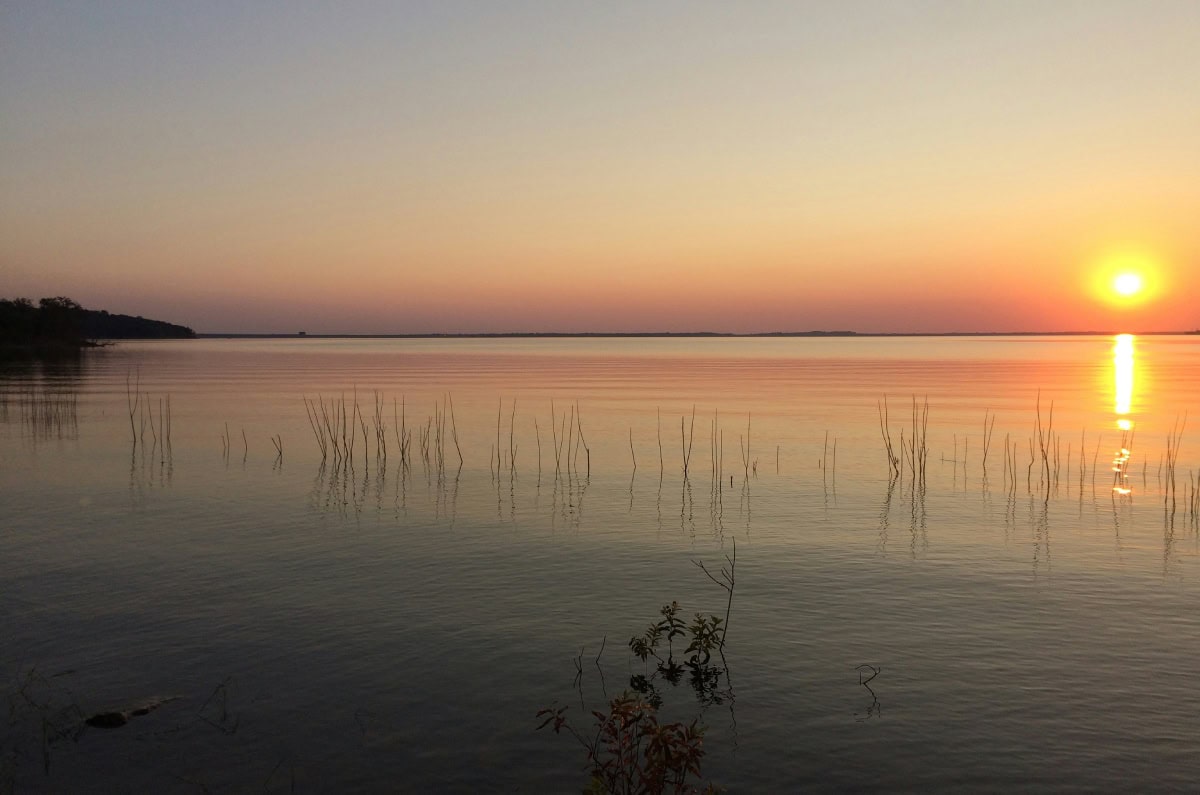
[[194, 330, 1200, 339]]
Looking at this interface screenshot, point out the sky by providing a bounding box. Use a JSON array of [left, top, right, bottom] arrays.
[[1, 1, 1197, 334]]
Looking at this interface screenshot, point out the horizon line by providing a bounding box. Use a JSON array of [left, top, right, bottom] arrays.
[[194, 329, 1200, 339]]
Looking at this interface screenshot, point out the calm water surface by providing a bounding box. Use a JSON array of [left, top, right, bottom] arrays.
[[2, 336, 1199, 792]]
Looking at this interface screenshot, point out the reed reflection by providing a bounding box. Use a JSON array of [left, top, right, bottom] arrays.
[[0, 359, 83, 442]]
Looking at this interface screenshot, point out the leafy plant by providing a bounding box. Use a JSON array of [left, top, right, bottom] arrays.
[[629, 626, 660, 664], [628, 602, 716, 667], [545, 549, 738, 791], [685, 614, 723, 666], [537, 694, 719, 795], [627, 602, 731, 707]]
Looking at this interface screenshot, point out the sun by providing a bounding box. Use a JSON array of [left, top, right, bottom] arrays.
[[1088, 249, 1162, 308], [1113, 272, 1143, 297]]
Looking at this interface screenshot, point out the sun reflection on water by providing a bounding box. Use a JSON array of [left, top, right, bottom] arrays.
[[1114, 334, 1134, 418], [1111, 334, 1135, 495]]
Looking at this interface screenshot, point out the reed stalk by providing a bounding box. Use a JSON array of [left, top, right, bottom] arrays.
[[719, 428, 724, 493], [402, 397, 411, 468], [448, 393, 463, 466], [433, 401, 443, 473], [1002, 432, 1009, 492], [1078, 429, 1087, 496], [737, 413, 751, 480], [877, 397, 900, 477], [308, 398, 325, 460], [1010, 438, 1018, 495], [314, 397, 331, 463], [1164, 413, 1187, 510], [1053, 433, 1060, 488], [549, 401, 558, 475], [426, 416, 435, 466], [342, 393, 354, 463], [1026, 438, 1034, 492], [902, 396, 928, 487], [136, 391, 147, 446], [147, 396, 159, 451], [566, 403, 576, 477], [1065, 442, 1071, 490], [907, 401, 916, 482], [692, 538, 736, 646], [126, 371, 140, 446], [441, 399, 449, 472], [510, 399, 518, 474], [373, 391, 387, 463], [535, 417, 542, 478], [710, 410, 717, 481], [739, 417, 748, 480], [357, 402, 369, 471], [657, 407, 664, 479], [1034, 392, 1054, 492], [575, 400, 589, 476], [552, 401, 565, 476], [681, 405, 696, 479]]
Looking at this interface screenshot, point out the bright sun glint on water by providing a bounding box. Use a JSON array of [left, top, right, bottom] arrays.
[[1113, 273, 1143, 296]]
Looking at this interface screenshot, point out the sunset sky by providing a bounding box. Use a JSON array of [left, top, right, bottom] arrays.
[[1, 1, 1197, 334]]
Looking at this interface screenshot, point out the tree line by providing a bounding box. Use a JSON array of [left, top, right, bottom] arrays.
[[0, 296, 196, 347]]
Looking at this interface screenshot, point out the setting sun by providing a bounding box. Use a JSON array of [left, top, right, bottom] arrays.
[[1088, 249, 1166, 311], [1113, 273, 1143, 296]]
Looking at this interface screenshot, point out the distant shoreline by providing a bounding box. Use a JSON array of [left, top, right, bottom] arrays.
[[195, 330, 1200, 339]]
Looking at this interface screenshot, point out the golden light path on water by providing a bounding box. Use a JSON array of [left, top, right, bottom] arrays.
[[1114, 334, 1134, 423], [1112, 334, 1135, 494]]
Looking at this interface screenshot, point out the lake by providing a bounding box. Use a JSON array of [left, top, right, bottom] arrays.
[[2, 335, 1198, 792]]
